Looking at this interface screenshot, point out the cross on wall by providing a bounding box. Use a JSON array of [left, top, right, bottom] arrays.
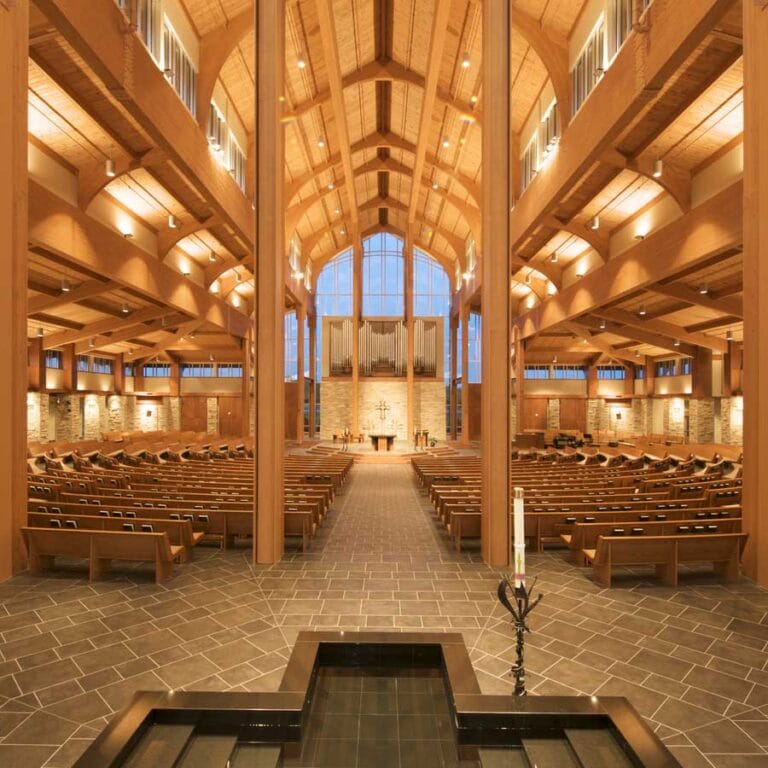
[[375, 400, 390, 422]]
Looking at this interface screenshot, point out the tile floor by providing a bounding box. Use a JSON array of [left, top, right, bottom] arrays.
[[0, 463, 767, 767]]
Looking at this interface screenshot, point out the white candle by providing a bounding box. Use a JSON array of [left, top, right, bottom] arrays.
[[513, 486, 525, 588]]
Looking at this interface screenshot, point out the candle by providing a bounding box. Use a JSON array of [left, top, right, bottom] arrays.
[[513, 486, 525, 588]]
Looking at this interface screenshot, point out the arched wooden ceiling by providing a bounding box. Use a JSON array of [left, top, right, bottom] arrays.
[[179, 0, 589, 266]]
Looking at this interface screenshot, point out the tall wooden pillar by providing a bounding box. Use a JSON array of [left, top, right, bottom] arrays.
[[691, 347, 713, 399], [308, 313, 316, 437], [450, 314, 457, 439], [28, 337, 45, 392], [62, 344, 77, 393], [742, 0, 768, 585], [0, 0, 29, 579], [514, 336, 525, 437], [169, 360, 180, 397], [241, 333, 251, 437], [254, 0, 284, 563], [351, 235, 362, 434], [296, 304, 305, 444], [114, 353, 125, 395], [405, 229, 415, 438], [460, 302, 469, 445], [480, 0, 512, 565]]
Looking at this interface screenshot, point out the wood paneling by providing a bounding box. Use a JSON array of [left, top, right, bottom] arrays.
[[180, 395, 208, 433], [284, 382, 299, 440], [522, 397, 548, 432], [559, 398, 586, 432], [218, 395, 244, 436]]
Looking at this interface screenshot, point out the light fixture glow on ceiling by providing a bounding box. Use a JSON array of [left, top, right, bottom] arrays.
[[698, 283, 709, 295], [442, 138, 450, 149], [652, 159, 663, 179], [121, 304, 129, 315], [589, 216, 600, 231], [61, 279, 71, 293], [461, 52, 471, 69], [105, 158, 116, 178], [168, 214, 179, 229], [317, 137, 325, 148], [297, 54, 306, 69]]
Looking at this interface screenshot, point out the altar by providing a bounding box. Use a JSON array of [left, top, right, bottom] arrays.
[[370, 434, 396, 451]]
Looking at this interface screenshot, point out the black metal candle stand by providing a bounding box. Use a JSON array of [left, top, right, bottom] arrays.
[[497, 575, 543, 697]]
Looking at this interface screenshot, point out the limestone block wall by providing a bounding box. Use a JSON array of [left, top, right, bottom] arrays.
[[546, 399, 560, 430], [358, 381, 408, 441], [413, 381, 447, 441], [319, 380, 353, 440], [720, 396, 744, 446], [206, 397, 219, 434], [688, 398, 715, 444], [167, 396, 181, 432], [663, 397, 686, 440], [26, 392, 49, 443], [632, 398, 653, 437], [82, 394, 102, 440], [510, 396, 517, 437], [49, 395, 82, 442]]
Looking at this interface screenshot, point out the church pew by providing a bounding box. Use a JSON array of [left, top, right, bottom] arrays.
[[583, 531, 748, 588], [22, 526, 183, 583]]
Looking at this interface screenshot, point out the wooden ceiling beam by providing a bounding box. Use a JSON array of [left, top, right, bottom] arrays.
[[125, 319, 206, 362], [578, 315, 696, 357], [355, 156, 412, 179], [28, 279, 118, 313], [562, 321, 640, 364], [29, 181, 250, 337], [285, 153, 342, 204], [73, 313, 187, 354], [284, 177, 346, 236], [515, 180, 742, 340], [350, 131, 415, 155], [195, 8, 253, 129], [316, 0, 358, 240], [158, 214, 221, 260], [544, 215, 609, 262], [35, 0, 254, 249], [342, 59, 425, 91], [43, 307, 171, 349], [650, 282, 743, 317], [509, 0, 735, 256], [407, 0, 451, 230], [596, 307, 729, 353], [358, 197, 408, 216], [425, 153, 481, 208]]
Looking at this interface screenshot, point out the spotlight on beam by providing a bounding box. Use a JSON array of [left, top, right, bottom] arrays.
[[652, 159, 663, 178]]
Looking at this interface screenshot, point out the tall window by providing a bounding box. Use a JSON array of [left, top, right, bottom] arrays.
[[162, 19, 197, 116], [362, 232, 404, 316], [45, 350, 62, 370], [607, 0, 633, 62], [284, 311, 298, 381], [467, 312, 481, 384], [314, 249, 353, 390], [597, 364, 626, 380], [138, 0, 161, 61], [571, 17, 605, 115], [414, 250, 452, 431]]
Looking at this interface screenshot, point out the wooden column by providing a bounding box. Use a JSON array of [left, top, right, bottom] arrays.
[[254, 0, 284, 563], [351, 235, 362, 434], [460, 302, 470, 445], [296, 304, 305, 444], [449, 314, 457, 439], [480, 0, 512, 567], [241, 333, 251, 437], [0, 0, 28, 579], [308, 313, 317, 437], [169, 360, 180, 397], [723, 341, 742, 396], [114, 353, 125, 395], [514, 336, 525, 437], [405, 229, 415, 438], [742, 0, 768, 585], [691, 347, 713, 398], [62, 344, 77, 393], [644, 356, 655, 397], [28, 337, 45, 392]]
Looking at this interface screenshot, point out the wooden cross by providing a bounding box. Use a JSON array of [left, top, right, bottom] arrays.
[[375, 400, 390, 422]]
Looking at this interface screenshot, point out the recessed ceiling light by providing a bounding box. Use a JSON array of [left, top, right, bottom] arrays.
[[105, 158, 116, 178], [461, 52, 471, 69], [334, 208, 341, 215], [638, 305, 647, 317], [442, 138, 450, 149], [297, 54, 306, 69], [61, 279, 71, 293], [317, 137, 325, 148], [168, 214, 179, 229], [698, 283, 709, 295]]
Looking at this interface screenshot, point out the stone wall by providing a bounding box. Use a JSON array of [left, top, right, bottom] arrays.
[[49, 395, 82, 442], [720, 396, 744, 446], [663, 397, 686, 440], [206, 397, 219, 434], [359, 381, 408, 440], [413, 381, 447, 441], [167, 396, 181, 432], [26, 392, 49, 443], [632, 398, 653, 437], [510, 396, 517, 437], [688, 398, 715, 444], [319, 380, 353, 440], [546, 399, 560, 430]]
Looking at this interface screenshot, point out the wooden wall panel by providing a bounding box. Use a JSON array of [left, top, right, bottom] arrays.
[[180, 396, 207, 433], [467, 383, 481, 441], [284, 382, 298, 440], [559, 398, 586, 431], [522, 397, 547, 431], [218, 396, 244, 437]]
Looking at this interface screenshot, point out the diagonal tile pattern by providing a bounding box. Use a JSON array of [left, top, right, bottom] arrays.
[[0, 463, 767, 766]]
